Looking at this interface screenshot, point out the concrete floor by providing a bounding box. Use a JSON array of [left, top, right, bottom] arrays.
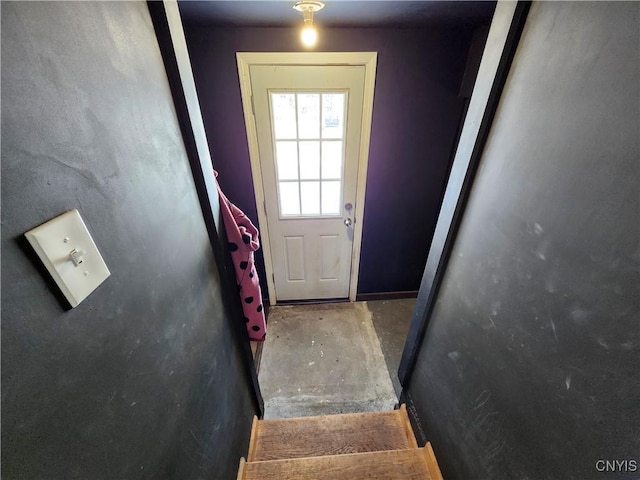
[[367, 298, 416, 396], [257, 298, 415, 418]]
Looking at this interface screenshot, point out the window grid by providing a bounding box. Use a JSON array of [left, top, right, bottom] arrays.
[[272, 91, 346, 218], [294, 94, 302, 210]]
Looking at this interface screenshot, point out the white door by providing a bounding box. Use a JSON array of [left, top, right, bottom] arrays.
[[250, 65, 366, 301]]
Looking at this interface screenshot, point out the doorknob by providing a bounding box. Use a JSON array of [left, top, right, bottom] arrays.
[[344, 218, 353, 227]]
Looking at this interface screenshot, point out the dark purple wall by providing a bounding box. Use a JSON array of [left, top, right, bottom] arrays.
[[181, 23, 480, 295]]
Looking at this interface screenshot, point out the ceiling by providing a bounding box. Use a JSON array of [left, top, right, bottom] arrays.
[[178, 1, 496, 28]]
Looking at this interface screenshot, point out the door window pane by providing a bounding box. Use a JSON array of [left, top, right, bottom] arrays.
[[321, 181, 341, 215], [322, 93, 345, 139], [279, 182, 300, 215], [321, 141, 342, 179], [272, 90, 347, 218], [299, 141, 320, 180], [276, 141, 298, 180], [297, 94, 320, 139], [300, 181, 320, 215], [271, 93, 297, 139]]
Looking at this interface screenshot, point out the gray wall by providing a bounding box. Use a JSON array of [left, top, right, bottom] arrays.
[[1, 2, 256, 478], [406, 2, 639, 479]]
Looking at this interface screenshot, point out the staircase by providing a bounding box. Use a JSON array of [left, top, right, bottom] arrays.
[[236, 405, 444, 479]]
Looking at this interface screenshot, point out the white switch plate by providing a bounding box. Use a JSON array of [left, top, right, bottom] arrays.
[[25, 209, 110, 308]]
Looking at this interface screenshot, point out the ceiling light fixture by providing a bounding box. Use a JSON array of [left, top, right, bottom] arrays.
[[294, 1, 324, 48]]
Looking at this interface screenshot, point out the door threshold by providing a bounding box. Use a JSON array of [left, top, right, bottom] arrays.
[[276, 298, 350, 306]]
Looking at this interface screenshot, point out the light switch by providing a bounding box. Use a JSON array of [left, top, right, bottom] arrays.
[[25, 209, 110, 308]]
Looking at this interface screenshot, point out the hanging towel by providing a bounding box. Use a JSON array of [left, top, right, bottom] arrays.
[[214, 171, 266, 341]]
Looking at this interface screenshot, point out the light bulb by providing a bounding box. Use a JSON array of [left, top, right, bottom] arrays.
[[301, 24, 318, 47]]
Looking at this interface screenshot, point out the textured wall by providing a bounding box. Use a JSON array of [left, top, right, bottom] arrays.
[[180, 23, 486, 295], [1, 2, 256, 478], [407, 2, 639, 479]]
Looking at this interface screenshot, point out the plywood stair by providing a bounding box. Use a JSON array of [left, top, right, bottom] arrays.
[[237, 405, 444, 479]]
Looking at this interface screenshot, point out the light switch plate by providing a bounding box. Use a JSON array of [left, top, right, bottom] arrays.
[[25, 209, 110, 308]]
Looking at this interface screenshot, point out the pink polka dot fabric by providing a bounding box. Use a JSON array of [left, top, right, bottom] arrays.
[[215, 171, 266, 341]]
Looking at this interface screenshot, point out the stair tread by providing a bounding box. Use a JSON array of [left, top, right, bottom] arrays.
[[249, 407, 418, 461], [242, 448, 432, 480]]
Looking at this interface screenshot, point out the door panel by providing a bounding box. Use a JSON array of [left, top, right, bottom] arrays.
[[284, 236, 305, 281], [320, 235, 340, 280], [250, 65, 365, 300]]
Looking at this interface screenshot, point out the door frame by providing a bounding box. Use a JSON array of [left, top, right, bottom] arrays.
[[237, 52, 377, 306]]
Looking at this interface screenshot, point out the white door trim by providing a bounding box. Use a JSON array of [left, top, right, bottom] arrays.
[[237, 52, 377, 305]]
